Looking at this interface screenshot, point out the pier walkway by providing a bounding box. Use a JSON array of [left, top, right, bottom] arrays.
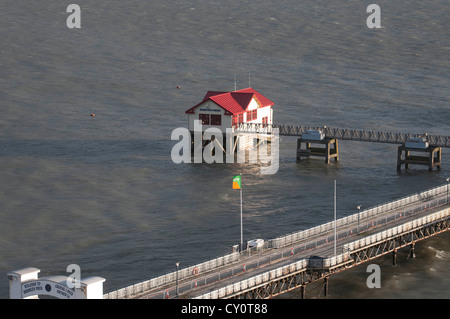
[[235, 123, 450, 148], [233, 123, 448, 170], [103, 183, 450, 299]]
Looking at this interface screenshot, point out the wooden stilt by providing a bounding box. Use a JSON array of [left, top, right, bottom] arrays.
[[296, 138, 339, 164], [300, 285, 306, 299], [326, 141, 331, 164], [296, 138, 304, 162], [334, 139, 339, 162], [397, 145, 441, 172], [409, 242, 416, 259], [323, 277, 329, 297]]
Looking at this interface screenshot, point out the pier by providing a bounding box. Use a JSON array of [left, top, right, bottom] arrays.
[[234, 123, 450, 170], [102, 183, 450, 299]]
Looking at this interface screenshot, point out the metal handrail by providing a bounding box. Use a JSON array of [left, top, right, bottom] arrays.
[[104, 183, 449, 299], [235, 123, 450, 147]]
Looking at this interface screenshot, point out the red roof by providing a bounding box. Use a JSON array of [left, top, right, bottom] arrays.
[[185, 88, 274, 115]]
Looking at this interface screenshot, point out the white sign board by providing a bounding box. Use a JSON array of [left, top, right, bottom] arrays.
[[22, 279, 81, 299], [8, 267, 105, 299]]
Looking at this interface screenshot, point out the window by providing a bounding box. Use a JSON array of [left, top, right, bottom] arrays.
[[252, 109, 257, 121], [199, 114, 209, 125], [211, 115, 221, 126], [246, 109, 258, 121], [238, 113, 244, 124], [262, 116, 268, 127]]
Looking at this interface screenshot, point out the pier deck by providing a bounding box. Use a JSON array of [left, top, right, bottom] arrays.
[[104, 184, 450, 299], [233, 123, 449, 170], [234, 123, 450, 148]]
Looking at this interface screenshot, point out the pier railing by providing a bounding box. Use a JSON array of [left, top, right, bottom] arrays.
[[235, 123, 450, 148], [104, 183, 449, 299], [195, 205, 450, 299], [343, 207, 450, 253], [193, 258, 310, 299], [103, 251, 240, 299], [192, 253, 353, 299], [268, 184, 448, 249]]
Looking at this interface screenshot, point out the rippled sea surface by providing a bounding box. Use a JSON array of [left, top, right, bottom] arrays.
[[0, 0, 448, 298]]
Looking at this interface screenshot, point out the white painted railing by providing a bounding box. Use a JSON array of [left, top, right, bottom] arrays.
[[104, 184, 449, 299], [236, 124, 450, 148], [268, 184, 448, 249], [195, 206, 449, 300], [104, 251, 240, 299], [193, 259, 308, 299], [343, 207, 450, 252], [193, 253, 354, 299]]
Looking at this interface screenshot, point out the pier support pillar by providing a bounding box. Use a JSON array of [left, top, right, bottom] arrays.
[[397, 145, 441, 172], [323, 277, 329, 297], [296, 138, 339, 164], [393, 249, 398, 266], [409, 242, 416, 259], [300, 285, 306, 299]]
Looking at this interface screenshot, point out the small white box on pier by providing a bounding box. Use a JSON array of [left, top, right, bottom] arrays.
[[405, 137, 429, 149], [247, 239, 264, 248], [301, 130, 325, 141]]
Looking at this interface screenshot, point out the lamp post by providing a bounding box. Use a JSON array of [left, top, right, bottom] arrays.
[[175, 262, 180, 298], [240, 178, 243, 252], [334, 180, 337, 256], [357, 205, 361, 235]]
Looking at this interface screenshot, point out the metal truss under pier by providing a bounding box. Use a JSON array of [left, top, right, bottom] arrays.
[[351, 216, 449, 266], [235, 123, 449, 171], [226, 214, 450, 299], [104, 185, 450, 300]]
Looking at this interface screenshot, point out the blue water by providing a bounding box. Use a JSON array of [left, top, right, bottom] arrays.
[[0, 0, 448, 298]]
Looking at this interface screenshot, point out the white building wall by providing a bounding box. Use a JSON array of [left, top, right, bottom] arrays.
[[187, 101, 232, 132], [246, 104, 273, 125], [257, 106, 273, 124], [246, 98, 259, 111]]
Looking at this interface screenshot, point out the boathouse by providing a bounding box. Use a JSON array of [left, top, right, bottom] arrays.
[[185, 87, 274, 132], [185, 87, 275, 156]]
